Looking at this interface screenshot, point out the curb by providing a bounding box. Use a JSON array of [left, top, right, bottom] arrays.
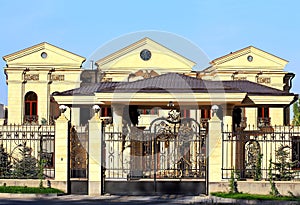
[[209, 196, 300, 205], [0, 193, 60, 198]]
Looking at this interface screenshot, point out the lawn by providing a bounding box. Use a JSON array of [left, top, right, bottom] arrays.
[[211, 192, 300, 201], [0, 186, 64, 194]]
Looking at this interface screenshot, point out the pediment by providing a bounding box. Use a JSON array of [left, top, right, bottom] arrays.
[[95, 37, 196, 73], [210, 46, 288, 71], [3, 42, 86, 68]]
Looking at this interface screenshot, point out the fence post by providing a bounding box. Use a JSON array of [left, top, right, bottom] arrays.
[[88, 112, 102, 195], [54, 112, 70, 193], [208, 111, 223, 194]]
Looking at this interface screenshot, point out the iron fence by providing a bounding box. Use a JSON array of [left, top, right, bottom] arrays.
[[0, 125, 55, 179], [222, 125, 300, 180], [70, 125, 88, 179]]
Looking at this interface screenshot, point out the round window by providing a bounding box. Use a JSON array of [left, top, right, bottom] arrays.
[[140, 49, 151, 61], [247, 55, 253, 62], [41, 52, 48, 59]]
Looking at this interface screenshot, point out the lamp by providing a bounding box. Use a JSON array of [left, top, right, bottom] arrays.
[[92, 105, 101, 113], [59, 105, 68, 113], [211, 105, 219, 117]]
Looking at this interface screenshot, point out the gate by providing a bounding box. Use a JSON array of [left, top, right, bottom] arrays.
[[103, 110, 207, 195], [69, 125, 89, 194]]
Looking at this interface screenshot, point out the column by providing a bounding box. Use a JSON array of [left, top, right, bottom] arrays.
[[208, 108, 223, 193], [54, 112, 70, 193], [112, 104, 124, 132], [245, 107, 257, 129], [222, 104, 234, 132], [88, 112, 102, 195]]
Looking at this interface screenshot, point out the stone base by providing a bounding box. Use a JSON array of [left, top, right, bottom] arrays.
[[88, 181, 102, 196]]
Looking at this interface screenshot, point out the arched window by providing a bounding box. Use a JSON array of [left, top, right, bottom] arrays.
[[24, 91, 38, 123]]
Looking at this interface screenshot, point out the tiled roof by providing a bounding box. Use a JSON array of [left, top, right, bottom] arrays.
[[107, 73, 237, 93], [52, 82, 121, 96], [222, 80, 294, 96], [53, 73, 295, 96]]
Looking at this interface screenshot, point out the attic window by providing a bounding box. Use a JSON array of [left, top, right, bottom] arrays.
[[140, 49, 151, 61], [41, 52, 48, 59], [247, 55, 253, 62]]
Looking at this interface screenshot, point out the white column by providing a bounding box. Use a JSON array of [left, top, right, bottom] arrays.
[[245, 107, 257, 129], [222, 105, 233, 132], [54, 113, 69, 193], [112, 104, 124, 132], [208, 110, 223, 193], [88, 112, 103, 195]]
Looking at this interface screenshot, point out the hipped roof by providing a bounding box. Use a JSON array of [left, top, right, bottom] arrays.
[[53, 73, 294, 97]]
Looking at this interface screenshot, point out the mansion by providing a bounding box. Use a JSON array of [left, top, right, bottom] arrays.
[[1, 37, 297, 129], [1, 37, 299, 195]]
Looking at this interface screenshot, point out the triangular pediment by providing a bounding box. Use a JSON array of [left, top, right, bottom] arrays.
[[3, 42, 86, 68], [95, 37, 196, 73], [210, 46, 288, 71]]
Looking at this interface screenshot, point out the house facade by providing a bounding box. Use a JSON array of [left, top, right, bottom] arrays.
[[1, 38, 299, 195]]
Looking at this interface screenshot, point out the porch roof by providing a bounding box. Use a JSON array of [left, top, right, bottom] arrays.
[[53, 73, 295, 96]]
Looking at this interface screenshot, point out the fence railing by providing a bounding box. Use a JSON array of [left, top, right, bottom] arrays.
[[0, 125, 55, 179], [222, 125, 300, 180]]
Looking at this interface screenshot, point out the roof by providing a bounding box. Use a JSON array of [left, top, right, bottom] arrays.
[[95, 37, 196, 68], [52, 82, 121, 96], [53, 73, 295, 96], [209, 45, 288, 66], [3, 42, 85, 62]]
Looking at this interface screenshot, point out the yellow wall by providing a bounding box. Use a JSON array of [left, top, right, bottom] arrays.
[[4, 43, 85, 124]]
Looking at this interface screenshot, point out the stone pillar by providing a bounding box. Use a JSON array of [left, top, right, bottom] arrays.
[[88, 112, 102, 195], [208, 110, 223, 193], [54, 113, 70, 193]]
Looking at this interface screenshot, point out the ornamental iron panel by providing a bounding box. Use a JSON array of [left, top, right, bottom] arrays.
[[70, 125, 88, 178], [103, 110, 207, 181], [0, 125, 55, 179]]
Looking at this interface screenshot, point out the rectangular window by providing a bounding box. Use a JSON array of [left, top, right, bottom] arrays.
[[258, 107, 269, 118], [201, 109, 211, 119]]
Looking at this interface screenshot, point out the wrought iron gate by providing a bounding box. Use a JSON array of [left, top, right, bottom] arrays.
[[103, 110, 207, 195], [69, 125, 88, 194]]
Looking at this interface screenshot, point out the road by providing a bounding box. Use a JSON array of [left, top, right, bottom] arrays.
[[0, 194, 213, 205]]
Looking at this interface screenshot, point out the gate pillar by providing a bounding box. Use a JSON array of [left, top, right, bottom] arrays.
[[54, 112, 70, 193], [208, 112, 222, 193], [88, 112, 103, 195]]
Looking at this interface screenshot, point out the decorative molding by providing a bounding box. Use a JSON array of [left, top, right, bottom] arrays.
[[51, 74, 65, 81], [233, 76, 247, 81], [24, 74, 39, 81], [257, 77, 271, 84]]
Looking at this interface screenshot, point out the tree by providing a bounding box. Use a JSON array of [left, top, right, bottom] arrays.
[[292, 99, 300, 125], [272, 144, 298, 181], [12, 143, 39, 179], [0, 144, 11, 177]]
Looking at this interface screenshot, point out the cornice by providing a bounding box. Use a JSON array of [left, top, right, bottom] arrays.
[[210, 46, 288, 66], [95, 37, 196, 67]]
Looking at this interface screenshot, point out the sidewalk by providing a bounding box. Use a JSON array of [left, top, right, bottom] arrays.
[[1, 193, 299, 204]]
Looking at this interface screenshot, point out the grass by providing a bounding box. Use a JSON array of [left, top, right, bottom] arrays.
[[0, 186, 64, 194], [211, 192, 300, 201]]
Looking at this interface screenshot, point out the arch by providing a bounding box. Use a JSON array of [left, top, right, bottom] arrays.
[[24, 91, 38, 123]]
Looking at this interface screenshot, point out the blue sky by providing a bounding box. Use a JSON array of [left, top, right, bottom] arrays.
[[1, 0, 300, 105]]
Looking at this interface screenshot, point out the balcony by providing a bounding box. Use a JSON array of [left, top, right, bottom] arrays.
[[23, 115, 38, 125], [257, 117, 271, 128]]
